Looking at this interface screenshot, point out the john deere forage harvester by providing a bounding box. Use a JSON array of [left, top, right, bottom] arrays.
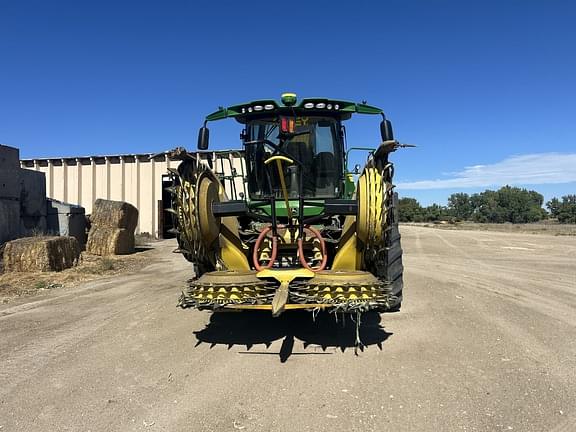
[[169, 93, 406, 317]]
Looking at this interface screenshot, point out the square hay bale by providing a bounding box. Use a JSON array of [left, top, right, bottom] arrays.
[[3, 236, 80, 272], [86, 227, 135, 256], [90, 199, 138, 231]]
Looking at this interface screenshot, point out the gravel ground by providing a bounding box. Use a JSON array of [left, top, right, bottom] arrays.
[[0, 227, 575, 432]]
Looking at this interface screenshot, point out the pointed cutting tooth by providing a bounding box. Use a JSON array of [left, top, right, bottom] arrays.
[[167, 167, 179, 174], [271, 282, 289, 317], [164, 186, 178, 194], [164, 208, 178, 215], [167, 228, 180, 235]]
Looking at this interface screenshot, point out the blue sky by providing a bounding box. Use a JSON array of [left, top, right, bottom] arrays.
[[1, 0, 575, 205]]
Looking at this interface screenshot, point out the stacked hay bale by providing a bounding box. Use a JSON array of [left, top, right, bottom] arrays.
[[3, 236, 80, 272], [86, 199, 138, 256]]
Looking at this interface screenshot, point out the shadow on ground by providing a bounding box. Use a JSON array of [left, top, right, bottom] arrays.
[[193, 310, 393, 362], [133, 246, 154, 253]]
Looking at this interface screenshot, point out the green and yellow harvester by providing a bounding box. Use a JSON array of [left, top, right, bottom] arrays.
[[169, 93, 406, 317]]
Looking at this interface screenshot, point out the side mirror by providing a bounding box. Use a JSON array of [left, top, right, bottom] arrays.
[[380, 119, 394, 142], [198, 126, 209, 150]]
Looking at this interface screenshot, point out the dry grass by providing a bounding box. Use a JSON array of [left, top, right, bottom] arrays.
[[403, 221, 576, 236], [0, 248, 151, 304], [100, 258, 115, 271]]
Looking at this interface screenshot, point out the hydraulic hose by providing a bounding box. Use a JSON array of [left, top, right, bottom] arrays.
[[252, 226, 278, 271], [298, 225, 328, 272]]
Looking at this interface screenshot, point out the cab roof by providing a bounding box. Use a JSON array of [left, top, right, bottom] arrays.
[[204, 97, 383, 123]]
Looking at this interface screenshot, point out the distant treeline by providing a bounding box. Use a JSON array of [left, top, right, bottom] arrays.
[[398, 186, 576, 224]]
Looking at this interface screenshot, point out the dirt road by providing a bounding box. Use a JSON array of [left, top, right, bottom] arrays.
[[1, 226, 575, 432]]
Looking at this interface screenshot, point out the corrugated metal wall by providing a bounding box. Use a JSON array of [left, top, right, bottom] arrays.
[[20, 151, 246, 237]]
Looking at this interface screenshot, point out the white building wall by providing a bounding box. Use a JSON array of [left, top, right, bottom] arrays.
[[20, 151, 246, 237]]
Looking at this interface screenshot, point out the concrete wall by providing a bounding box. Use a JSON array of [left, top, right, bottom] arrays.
[[20, 169, 47, 234], [1, 145, 48, 244], [21, 151, 247, 238], [0, 200, 20, 245], [0, 145, 21, 244]]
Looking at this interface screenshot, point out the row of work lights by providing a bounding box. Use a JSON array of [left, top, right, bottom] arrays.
[[240, 101, 341, 114], [241, 104, 276, 113], [302, 102, 340, 110]]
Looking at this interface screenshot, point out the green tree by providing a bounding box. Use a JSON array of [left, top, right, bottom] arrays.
[[556, 195, 576, 223], [423, 203, 449, 221], [447, 192, 473, 220], [496, 186, 545, 223], [471, 190, 505, 223], [546, 197, 561, 218], [398, 197, 424, 222], [470, 186, 545, 223]]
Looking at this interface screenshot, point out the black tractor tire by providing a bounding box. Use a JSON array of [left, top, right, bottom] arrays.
[[382, 193, 403, 312]]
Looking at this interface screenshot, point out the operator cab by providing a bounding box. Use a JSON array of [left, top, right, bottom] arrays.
[[245, 116, 343, 200], [197, 94, 390, 206]]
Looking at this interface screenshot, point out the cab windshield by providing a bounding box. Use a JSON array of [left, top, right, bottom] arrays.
[[245, 117, 342, 200]]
